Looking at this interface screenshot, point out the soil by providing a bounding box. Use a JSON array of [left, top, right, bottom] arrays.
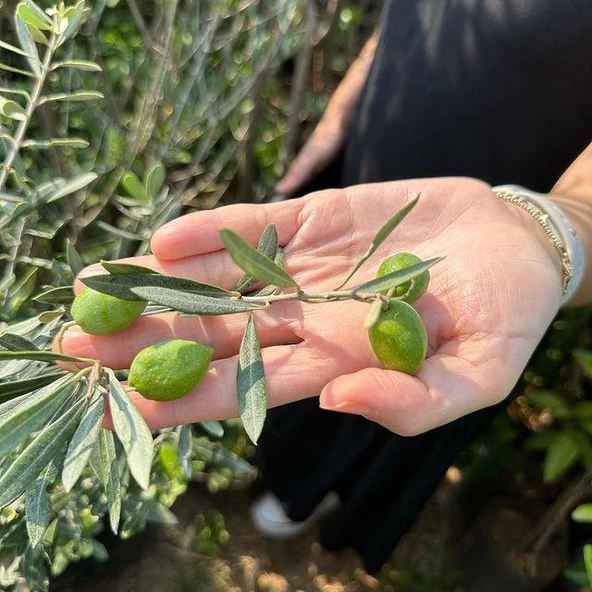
[[52, 479, 453, 592]]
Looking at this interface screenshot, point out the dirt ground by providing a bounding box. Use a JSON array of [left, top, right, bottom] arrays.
[[53, 479, 456, 592]]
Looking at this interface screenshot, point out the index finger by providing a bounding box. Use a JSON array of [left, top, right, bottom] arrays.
[[151, 196, 311, 261]]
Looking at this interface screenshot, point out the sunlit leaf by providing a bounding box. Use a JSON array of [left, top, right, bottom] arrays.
[[145, 164, 166, 199], [221, 229, 297, 289], [0, 96, 26, 121], [0, 370, 65, 402], [0, 350, 85, 363], [363, 298, 384, 329], [60, 0, 85, 42], [100, 261, 160, 275], [21, 138, 89, 149], [575, 350, 592, 379], [234, 224, 279, 293], [51, 60, 102, 72], [108, 370, 153, 490], [237, 314, 266, 445], [45, 172, 97, 202], [585, 544, 592, 586], [17, 2, 53, 31], [543, 432, 581, 482], [572, 504, 592, 524], [197, 421, 224, 439], [353, 258, 443, 295], [335, 194, 420, 289], [14, 14, 41, 75], [177, 424, 193, 480], [0, 400, 84, 507], [121, 171, 145, 200], [33, 286, 74, 305], [39, 91, 104, 105], [62, 392, 106, 491]]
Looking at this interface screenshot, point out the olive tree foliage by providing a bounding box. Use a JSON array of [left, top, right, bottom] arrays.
[[0, 1, 318, 589]]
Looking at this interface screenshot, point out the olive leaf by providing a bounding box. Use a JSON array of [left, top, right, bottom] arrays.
[[33, 286, 75, 305], [234, 224, 279, 293], [0, 370, 66, 402], [248, 248, 285, 297], [0, 350, 85, 363], [0, 400, 84, 507], [176, 424, 193, 480], [197, 421, 224, 439], [364, 298, 384, 330], [144, 164, 166, 199], [107, 370, 154, 490], [129, 286, 264, 315], [572, 504, 592, 524], [100, 261, 161, 275], [237, 314, 267, 445], [543, 432, 581, 482], [66, 239, 85, 278], [335, 194, 420, 290], [352, 257, 443, 295], [0, 333, 39, 351], [62, 391, 106, 491], [220, 229, 298, 289], [98, 428, 121, 534], [82, 273, 235, 302], [26, 452, 64, 548], [0, 375, 78, 458]]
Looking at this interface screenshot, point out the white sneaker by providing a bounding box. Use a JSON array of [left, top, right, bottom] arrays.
[[250, 491, 340, 538]]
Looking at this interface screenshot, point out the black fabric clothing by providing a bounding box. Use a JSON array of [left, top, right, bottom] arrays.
[[257, 0, 592, 574]]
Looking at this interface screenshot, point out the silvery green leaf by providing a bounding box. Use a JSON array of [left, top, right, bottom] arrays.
[[121, 171, 145, 200], [0, 400, 84, 507], [234, 224, 279, 293], [107, 370, 153, 490], [130, 286, 263, 315], [98, 428, 121, 534], [26, 451, 63, 548], [15, 10, 41, 75], [0, 39, 31, 58], [176, 424, 193, 479], [16, 2, 53, 31], [0, 332, 39, 351], [0, 350, 84, 363], [82, 273, 234, 302], [193, 440, 255, 476], [100, 261, 160, 275], [353, 257, 443, 295], [0, 370, 65, 401], [364, 298, 385, 330], [220, 229, 298, 289], [147, 503, 177, 527], [335, 194, 420, 289], [62, 392, 106, 491], [38, 309, 65, 324], [0, 374, 77, 457], [0, 96, 26, 121], [197, 421, 224, 439], [45, 172, 97, 202], [51, 60, 102, 72], [21, 138, 89, 150], [33, 286, 74, 305], [144, 165, 166, 199], [39, 91, 104, 105], [60, 0, 85, 42], [237, 314, 266, 445]]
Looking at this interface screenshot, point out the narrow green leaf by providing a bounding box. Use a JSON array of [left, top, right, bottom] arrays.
[[0, 62, 35, 77], [51, 60, 102, 72], [39, 91, 104, 104], [353, 257, 443, 295], [62, 392, 106, 491], [197, 421, 224, 439], [543, 432, 581, 482], [0, 370, 66, 401], [0, 39, 31, 58], [98, 428, 121, 534], [527, 390, 572, 418], [26, 453, 63, 548], [121, 171, 145, 200], [100, 261, 160, 275], [33, 286, 74, 305], [335, 194, 420, 289], [59, 1, 86, 43], [147, 502, 178, 527], [108, 371, 154, 490], [234, 224, 279, 293], [0, 332, 39, 351], [585, 544, 592, 586], [0, 350, 85, 363], [221, 229, 298, 289], [82, 272, 234, 302], [25, 23, 49, 45], [14, 13, 40, 75], [129, 286, 263, 315], [21, 138, 89, 149], [66, 239, 85, 278], [237, 314, 266, 445], [177, 424, 193, 479], [0, 375, 77, 457], [575, 350, 592, 379], [0, 96, 26, 121], [39, 310, 65, 324], [46, 172, 97, 202], [17, 2, 53, 30], [572, 504, 592, 524], [145, 164, 166, 199], [0, 401, 83, 507]]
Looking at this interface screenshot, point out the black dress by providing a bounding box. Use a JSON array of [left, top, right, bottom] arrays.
[[257, 0, 592, 574]]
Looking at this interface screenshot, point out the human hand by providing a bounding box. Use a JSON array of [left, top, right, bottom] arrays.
[[61, 178, 562, 435]]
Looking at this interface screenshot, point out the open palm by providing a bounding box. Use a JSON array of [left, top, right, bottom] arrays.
[[62, 177, 562, 435]]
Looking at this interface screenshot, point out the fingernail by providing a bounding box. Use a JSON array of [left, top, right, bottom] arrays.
[[319, 398, 374, 417]]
